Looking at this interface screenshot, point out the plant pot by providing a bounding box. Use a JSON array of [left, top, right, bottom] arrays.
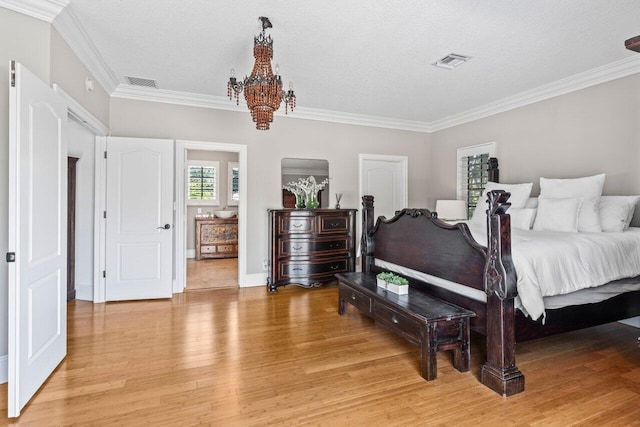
[[386, 283, 409, 295], [376, 277, 387, 289]]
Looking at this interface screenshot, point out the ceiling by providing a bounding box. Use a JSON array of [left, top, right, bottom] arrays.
[[47, 1, 640, 130]]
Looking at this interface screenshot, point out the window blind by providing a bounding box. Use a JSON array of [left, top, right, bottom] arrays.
[[460, 153, 489, 219], [189, 166, 217, 200]]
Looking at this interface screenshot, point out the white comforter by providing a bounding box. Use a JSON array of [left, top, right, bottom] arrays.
[[466, 224, 640, 321]]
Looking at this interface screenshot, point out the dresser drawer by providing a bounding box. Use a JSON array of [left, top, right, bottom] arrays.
[[318, 215, 351, 234], [279, 258, 349, 279], [200, 245, 217, 254], [372, 301, 421, 343], [339, 283, 371, 314], [279, 216, 315, 234], [280, 238, 349, 256]]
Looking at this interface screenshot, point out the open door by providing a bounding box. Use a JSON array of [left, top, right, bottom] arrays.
[[7, 61, 68, 417], [105, 137, 174, 300]]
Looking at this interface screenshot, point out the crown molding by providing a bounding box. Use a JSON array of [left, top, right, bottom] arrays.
[[52, 6, 119, 93], [0, 0, 68, 22], [429, 55, 640, 132], [112, 85, 434, 133]]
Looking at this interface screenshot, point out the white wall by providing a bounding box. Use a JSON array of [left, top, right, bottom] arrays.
[[68, 119, 96, 300], [186, 150, 239, 251], [109, 98, 432, 274], [427, 73, 640, 212], [50, 29, 110, 126]]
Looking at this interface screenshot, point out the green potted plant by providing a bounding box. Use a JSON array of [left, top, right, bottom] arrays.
[[376, 272, 393, 289], [386, 274, 409, 295]]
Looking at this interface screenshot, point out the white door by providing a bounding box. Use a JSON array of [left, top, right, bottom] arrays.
[[8, 61, 68, 417], [359, 154, 408, 219], [105, 137, 174, 300]]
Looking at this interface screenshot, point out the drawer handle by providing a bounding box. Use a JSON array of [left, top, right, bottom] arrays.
[[351, 293, 356, 300], [292, 223, 303, 228], [391, 316, 399, 324], [330, 222, 340, 227], [292, 246, 302, 250], [330, 265, 340, 270], [292, 267, 302, 271]]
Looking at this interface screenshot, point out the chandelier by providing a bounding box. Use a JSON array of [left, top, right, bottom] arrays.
[[227, 17, 296, 131]]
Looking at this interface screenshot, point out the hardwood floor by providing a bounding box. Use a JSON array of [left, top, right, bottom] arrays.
[[187, 258, 238, 290], [2, 286, 639, 425]]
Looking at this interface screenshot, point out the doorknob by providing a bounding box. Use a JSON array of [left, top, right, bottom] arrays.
[[157, 224, 171, 230]]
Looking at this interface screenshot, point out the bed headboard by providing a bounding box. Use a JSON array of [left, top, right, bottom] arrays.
[[361, 196, 489, 290]]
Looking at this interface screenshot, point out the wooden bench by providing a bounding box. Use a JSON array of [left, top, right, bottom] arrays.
[[337, 272, 475, 381]]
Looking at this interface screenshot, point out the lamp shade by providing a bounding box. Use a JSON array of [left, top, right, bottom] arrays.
[[435, 199, 467, 220]]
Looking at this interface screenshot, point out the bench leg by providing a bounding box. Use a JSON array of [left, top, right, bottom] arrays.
[[420, 323, 437, 381], [338, 296, 347, 315], [452, 318, 471, 372]]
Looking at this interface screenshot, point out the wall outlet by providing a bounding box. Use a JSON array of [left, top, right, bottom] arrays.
[[197, 208, 202, 213], [263, 259, 269, 271]]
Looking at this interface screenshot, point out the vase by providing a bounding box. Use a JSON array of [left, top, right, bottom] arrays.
[[306, 192, 319, 209], [295, 192, 306, 209]]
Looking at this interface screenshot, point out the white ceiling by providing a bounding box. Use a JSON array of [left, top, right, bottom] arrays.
[[47, 1, 640, 129]]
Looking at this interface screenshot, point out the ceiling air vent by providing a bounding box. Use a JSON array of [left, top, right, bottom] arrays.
[[432, 53, 471, 70], [125, 76, 158, 88]]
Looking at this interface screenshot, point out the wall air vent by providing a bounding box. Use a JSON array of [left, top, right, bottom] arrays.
[[432, 53, 472, 70], [125, 76, 158, 88]]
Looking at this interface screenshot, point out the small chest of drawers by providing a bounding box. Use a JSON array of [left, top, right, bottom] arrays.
[[267, 209, 357, 292], [195, 217, 238, 260]]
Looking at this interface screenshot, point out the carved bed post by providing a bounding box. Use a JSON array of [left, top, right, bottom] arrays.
[[479, 190, 525, 396], [361, 195, 375, 273]]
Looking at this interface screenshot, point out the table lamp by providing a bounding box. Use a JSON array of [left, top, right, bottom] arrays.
[[435, 199, 467, 220]]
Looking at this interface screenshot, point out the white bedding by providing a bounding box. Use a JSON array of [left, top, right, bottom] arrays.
[[466, 224, 640, 320]]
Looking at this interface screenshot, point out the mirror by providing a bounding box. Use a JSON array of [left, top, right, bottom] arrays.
[[281, 158, 329, 208]]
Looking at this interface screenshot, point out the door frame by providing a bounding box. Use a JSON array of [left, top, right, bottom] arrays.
[[52, 85, 109, 303], [174, 140, 248, 291]]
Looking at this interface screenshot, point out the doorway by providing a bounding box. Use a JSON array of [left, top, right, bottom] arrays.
[[175, 140, 248, 292], [186, 149, 239, 290]]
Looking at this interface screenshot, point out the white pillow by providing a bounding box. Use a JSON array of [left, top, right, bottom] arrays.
[[470, 181, 533, 223], [533, 197, 582, 232], [600, 196, 640, 232], [524, 197, 538, 209], [539, 174, 605, 233], [510, 208, 537, 230]]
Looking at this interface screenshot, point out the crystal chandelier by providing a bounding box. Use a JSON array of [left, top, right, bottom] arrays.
[[228, 17, 296, 131]]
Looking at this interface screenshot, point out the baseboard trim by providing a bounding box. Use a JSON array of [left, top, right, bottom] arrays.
[[76, 283, 93, 301], [241, 273, 267, 288], [0, 354, 7, 384], [186, 249, 195, 259]]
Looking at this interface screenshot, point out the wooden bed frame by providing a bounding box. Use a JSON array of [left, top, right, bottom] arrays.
[[361, 192, 640, 396]]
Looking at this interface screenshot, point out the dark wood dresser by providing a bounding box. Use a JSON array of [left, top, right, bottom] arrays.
[[195, 217, 238, 260], [267, 209, 357, 292]]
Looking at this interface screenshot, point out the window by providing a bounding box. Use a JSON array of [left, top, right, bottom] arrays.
[[227, 162, 239, 206], [187, 160, 219, 205], [457, 142, 496, 219]]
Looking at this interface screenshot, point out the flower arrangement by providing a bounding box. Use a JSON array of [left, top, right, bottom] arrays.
[[283, 175, 329, 209]]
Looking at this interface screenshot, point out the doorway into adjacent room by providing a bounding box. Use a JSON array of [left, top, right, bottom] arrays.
[[185, 148, 240, 290]]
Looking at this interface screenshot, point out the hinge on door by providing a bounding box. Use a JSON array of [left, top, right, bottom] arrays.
[[104, 151, 107, 159], [10, 61, 16, 87], [6, 252, 16, 263], [103, 270, 106, 278], [103, 211, 106, 219]]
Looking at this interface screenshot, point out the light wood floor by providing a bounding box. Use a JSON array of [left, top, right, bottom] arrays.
[[187, 258, 238, 290], [2, 286, 639, 425]]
